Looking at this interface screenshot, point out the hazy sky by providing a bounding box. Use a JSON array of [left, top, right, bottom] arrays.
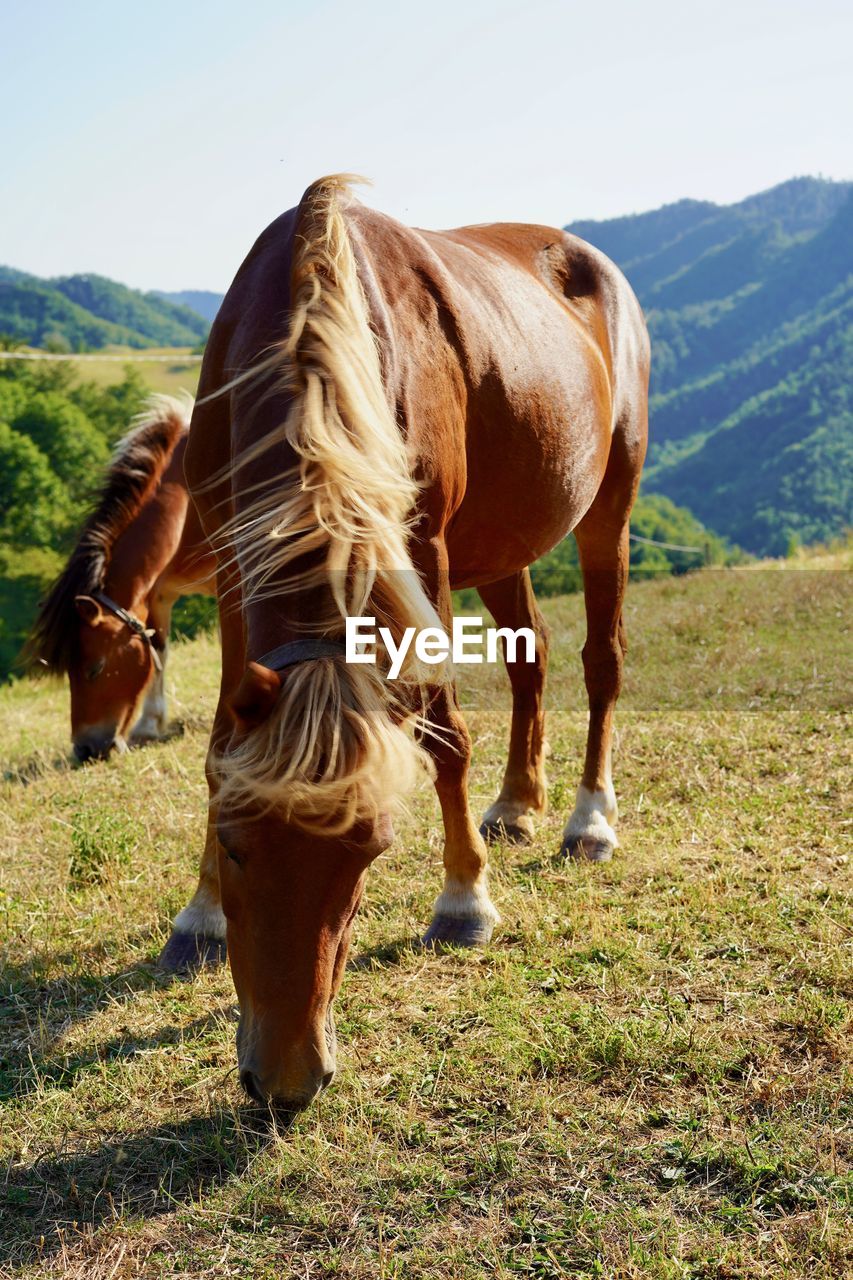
[[3, 0, 851, 291]]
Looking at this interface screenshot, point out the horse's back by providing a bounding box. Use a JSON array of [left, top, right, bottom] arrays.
[[195, 195, 649, 582], [345, 206, 649, 578], [350, 208, 646, 399]]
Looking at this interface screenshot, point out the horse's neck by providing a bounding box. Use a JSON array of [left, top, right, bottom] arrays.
[[244, 581, 339, 662], [104, 447, 190, 614]]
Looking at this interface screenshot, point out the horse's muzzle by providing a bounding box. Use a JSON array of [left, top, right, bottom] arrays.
[[239, 1066, 335, 1114], [73, 733, 126, 763], [236, 1006, 337, 1111]]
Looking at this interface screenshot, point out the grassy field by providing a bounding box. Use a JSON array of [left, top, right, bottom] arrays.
[[72, 349, 201, 397], [7, 348, 203, 397], [0, 559, 850, 1278]]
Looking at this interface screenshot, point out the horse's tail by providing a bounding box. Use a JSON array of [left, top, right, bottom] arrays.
[[214, 176, 443, 834]]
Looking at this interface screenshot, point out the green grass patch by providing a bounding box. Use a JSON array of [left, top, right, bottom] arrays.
[[0, 559, 850, 1277]]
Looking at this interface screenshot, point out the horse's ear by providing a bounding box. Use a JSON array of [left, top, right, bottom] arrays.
[[75, 595, 104, 626], [229, 662, 282, 731]]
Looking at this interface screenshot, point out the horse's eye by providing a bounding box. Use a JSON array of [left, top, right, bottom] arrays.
[[224, 849, 243, 867], [86, 659, 106, 682]]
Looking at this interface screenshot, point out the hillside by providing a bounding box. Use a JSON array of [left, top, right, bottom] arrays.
[[0, 267, 209, 350], [154, 290, 223, 323], [1, 554, 849, 1278], [567, 177, 853, 554], [4, 175, 850, 554]]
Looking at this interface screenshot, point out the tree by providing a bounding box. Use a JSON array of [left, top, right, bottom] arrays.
[[69, 367, 148, 442], [43, 331, 72, 354], [0, 421, 71, 547], [12, 391, 109, 504]]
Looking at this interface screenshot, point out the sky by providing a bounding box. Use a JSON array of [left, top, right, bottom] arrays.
[[3, 0, 851, 291]]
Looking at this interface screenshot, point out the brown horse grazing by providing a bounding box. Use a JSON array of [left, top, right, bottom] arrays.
[[27, 396, 216, 760], [163, 176, 649, 1111]]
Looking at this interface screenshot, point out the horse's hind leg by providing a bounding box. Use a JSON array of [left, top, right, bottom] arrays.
[[421, 681, 501, 947], [560, 510, 631, 862], [477, 570, 549, 845]]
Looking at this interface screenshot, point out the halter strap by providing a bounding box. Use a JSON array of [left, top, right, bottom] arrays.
[[256, 639, 347, 672], [93, 590, 164, 672]]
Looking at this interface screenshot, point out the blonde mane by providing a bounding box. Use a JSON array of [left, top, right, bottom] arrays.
[[214, 176, 444, 834]]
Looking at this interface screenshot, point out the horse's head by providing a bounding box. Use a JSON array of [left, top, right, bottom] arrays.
[[216, 660, 398, 1112], [69, 594, 158, 761]]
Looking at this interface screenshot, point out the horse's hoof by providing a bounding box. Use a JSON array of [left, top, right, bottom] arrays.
[[479, 818, 532, 847], [561, 835, 614, 863], [129, 724, 167, 747], [157, 930, 227, 973], [422, 914, 495, 949]]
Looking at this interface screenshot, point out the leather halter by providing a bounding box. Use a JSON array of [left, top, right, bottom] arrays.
[[255, 639, 347, 672], [93, 590, 164, 672]]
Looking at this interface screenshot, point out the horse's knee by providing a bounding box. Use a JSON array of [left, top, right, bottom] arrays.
[[535, 608, 550, 654], [424, 715, 471, 783]]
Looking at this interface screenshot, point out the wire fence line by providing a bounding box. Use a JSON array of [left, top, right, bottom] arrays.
[[628, 532, 706, 554], [0, 351, 202, 363]]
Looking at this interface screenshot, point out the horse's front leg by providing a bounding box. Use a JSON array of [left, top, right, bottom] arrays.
[[157, 566, 240, 972], [157, 695, 229, 970], [157, 804, 227, 971], [129, 591, 174, 744], [477, 569, 549, 845], [129, 651, 169, 743], [157, 654, 236, 970], [416, 537, 500, 947]]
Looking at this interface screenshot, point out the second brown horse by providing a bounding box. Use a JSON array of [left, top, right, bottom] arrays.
[[28, 396, 216, 760]]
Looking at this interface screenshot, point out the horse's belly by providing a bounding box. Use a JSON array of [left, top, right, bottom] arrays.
[[446, 387, 610, 589]]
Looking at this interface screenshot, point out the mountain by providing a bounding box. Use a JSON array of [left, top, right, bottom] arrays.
[[3, 177, 849, 554], [154, 290, 223, 324], [0, 269, 210, 350], [567, 177, 853, 554]]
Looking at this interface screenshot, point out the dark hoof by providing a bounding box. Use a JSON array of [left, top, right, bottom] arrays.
[[561, 835, 614, 863], [422, 914, 495, 949], [479, 819, 532, 847], [157, 930, 227, 973]]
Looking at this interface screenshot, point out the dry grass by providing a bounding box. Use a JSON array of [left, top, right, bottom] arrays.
[[0, 560, 850, 1278]]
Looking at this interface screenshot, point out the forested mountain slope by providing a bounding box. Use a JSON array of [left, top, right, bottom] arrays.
[[154, 290, 223, 323], [0, 267, 209, 350], [568, 177, 853, 553]]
